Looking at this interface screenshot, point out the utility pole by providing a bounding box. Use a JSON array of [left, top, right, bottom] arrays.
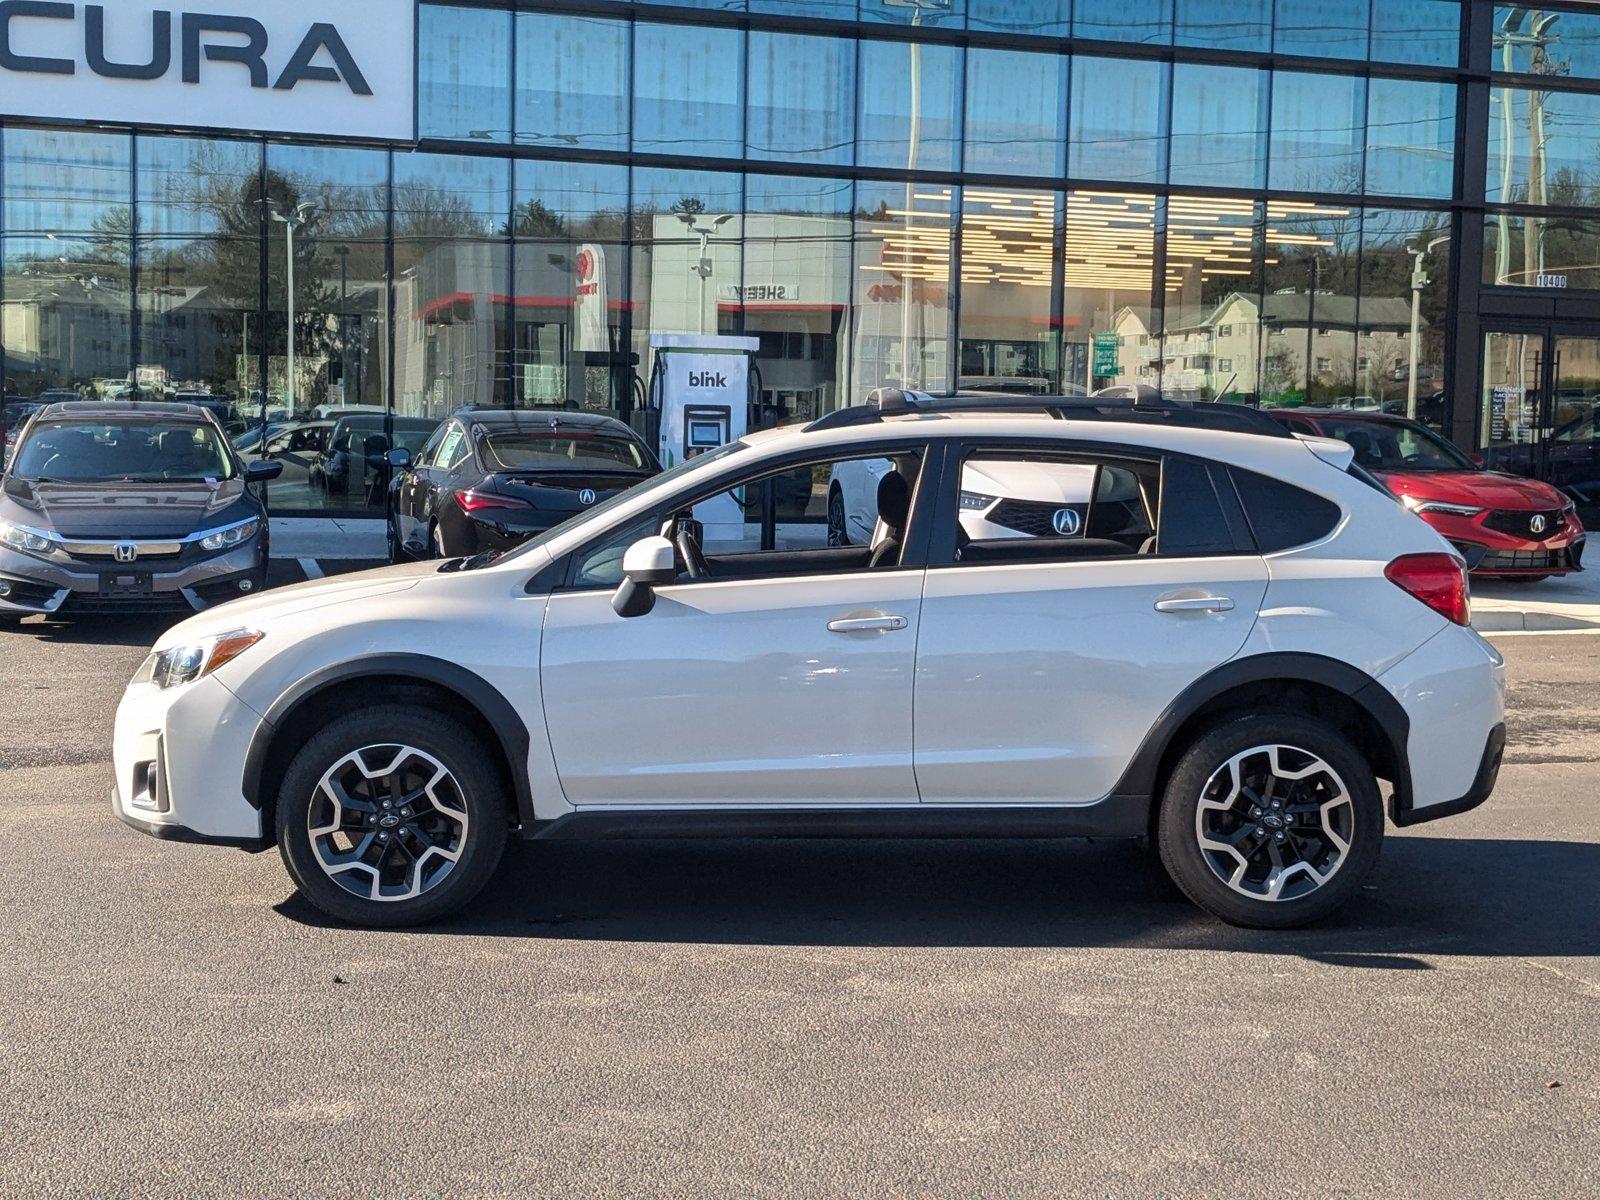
[[270, 202, 317, 414]]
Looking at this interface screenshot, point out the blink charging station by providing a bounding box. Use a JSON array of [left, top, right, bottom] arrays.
[[647, 333, 760, 540]]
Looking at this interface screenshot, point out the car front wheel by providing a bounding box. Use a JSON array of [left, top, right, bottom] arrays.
[[276, 706, 510, 927], [827, 486, 849, 547], [1156, 714, 1383, 929]]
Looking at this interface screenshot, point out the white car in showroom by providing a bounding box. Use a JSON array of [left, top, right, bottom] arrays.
[[113, 390, 1506, 930]]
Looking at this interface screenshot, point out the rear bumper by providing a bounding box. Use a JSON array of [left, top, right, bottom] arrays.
[[1390, 723, 1505, 827], [1378, 625, 1507, 823]]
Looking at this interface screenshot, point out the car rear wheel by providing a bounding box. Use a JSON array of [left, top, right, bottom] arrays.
[[1156, 714, 1383, 929], [276, 706, 510, 927]]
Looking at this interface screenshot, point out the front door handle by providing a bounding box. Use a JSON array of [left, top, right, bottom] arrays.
[[827, 614, 909, 634], [1155, 595, 1236, 614]]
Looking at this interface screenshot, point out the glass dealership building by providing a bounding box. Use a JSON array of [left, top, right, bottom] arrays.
[[4, 0, 1600, 521]]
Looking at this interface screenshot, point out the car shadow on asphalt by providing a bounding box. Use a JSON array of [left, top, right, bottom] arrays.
[[276, 833, 1600, 962], [9, 614, 179, 646]]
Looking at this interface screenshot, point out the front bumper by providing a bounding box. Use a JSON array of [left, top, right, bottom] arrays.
[[1418, 510, 1586, 576], [112, 672, 268, 842], [0, 539, 266, 616]]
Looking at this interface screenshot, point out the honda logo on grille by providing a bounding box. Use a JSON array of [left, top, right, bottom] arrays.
[[113, 543, 139, 563]]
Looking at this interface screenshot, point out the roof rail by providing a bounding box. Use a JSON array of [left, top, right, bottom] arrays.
[[803, 387, 1294, 439]]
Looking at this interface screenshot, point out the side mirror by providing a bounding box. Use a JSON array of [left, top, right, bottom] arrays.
[[1469, 451, 1486, 468], [612, 535, 676, 618], [387, 447, 413, 471], [245, 459, 283, 482]]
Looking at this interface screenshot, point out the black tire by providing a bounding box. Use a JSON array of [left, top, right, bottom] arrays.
[[1156, 714, 1383, 929], [827, 486, 849, 547], [277, 705, 510, 927], [386, 513, 404, 564]]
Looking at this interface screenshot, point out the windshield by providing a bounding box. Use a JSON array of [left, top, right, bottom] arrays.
[[12, 420, 236, 483], [1315, 417, 1473, 472], [481, 431, 650, 473], [469, 440, 748, 569]]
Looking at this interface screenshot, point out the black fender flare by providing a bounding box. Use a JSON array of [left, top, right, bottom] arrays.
[[241, 654, 535, 827], [1106, 651, 1413, 820]]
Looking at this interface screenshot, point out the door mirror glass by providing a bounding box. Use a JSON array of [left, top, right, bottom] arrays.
[[613, 535, 677, 618], [387, 447, 413, 471]]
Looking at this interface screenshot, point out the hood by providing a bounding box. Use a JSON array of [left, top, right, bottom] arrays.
[[963, 460, 1097, 504], [3, 476, 244, 538], [155, 558, 440, 650], [1378, 468, 1568, 511]]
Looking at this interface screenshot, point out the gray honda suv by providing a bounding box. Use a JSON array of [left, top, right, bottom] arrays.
[[0, 401, 281, 624]]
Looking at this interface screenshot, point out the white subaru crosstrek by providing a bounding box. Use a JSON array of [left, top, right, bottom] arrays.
[[112, 390, 1506, 929]]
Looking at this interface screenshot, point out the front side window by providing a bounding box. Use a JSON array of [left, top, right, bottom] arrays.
[[430, 425, 466, 469], [569, 447, 928, 588], [14, 421, 234, 483]]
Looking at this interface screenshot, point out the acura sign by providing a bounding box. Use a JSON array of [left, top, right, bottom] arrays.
[[0, 0, 415, 141]]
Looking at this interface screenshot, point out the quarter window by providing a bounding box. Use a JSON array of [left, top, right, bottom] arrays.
[[1230, 468, 1342, 552]]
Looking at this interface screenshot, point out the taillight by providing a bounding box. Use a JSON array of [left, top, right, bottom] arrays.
[[1385, 553, 1470, 626], [455, 489, 531, 514]]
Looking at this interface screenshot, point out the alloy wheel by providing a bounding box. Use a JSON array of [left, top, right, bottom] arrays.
[[307, 744, 469, 902], [1193, 744, 1354, 902]]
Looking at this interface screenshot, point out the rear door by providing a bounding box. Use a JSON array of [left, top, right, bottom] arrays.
[[913, 440, 1268, 805]]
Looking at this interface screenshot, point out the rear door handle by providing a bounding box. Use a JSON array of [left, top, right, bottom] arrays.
[[827, 615, 909, 633], [1154, 595, 1235, 614]]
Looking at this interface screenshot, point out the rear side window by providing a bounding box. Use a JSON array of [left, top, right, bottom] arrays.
[[1230, 468, 1342, 552]]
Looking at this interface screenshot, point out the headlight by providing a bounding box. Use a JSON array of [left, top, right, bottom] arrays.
[[1400, 495, 1482, 518], [0, 519, 54, 555], [959, 491, 997, 511], [199, 519, 260, 552], [147, 628, 264, 690]]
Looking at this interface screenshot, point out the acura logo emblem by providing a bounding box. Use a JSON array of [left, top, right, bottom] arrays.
[[1051, 508, 1083, 536], [578, 489, 597, 506], [113, 543, 138, 563], [1530, 514, 1547, 535]]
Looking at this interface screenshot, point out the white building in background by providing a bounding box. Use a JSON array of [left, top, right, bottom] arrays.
[[1107, 290, 1417, 404]]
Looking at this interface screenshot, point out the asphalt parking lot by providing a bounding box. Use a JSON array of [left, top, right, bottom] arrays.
[[1, 616, 1596, 1197]]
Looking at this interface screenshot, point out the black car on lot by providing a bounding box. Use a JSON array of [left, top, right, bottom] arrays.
[[387, 409, 659, 560], [0, 401, 282, 624]]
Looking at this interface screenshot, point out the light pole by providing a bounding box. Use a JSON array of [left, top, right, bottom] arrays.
[[334, 244, 350, 403], [270, 202, 317, 414], [676, 212, 734, 334], [1406, 234, 1450, 420]]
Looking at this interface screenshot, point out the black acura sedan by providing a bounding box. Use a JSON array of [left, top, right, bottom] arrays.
[[0, 401, 281, 624], [387, 409, 659, 561]]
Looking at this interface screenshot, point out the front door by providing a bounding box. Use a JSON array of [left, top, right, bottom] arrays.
[[1481, 328, 1600, 525], [538, 445, 933, 808]]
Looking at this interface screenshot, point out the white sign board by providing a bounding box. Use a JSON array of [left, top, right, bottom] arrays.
[[0, 0, 416, 142], [573, 243, 608, 354]]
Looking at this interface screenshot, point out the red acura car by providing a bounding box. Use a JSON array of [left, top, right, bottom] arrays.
[[1270, 409, 1585, 579]]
